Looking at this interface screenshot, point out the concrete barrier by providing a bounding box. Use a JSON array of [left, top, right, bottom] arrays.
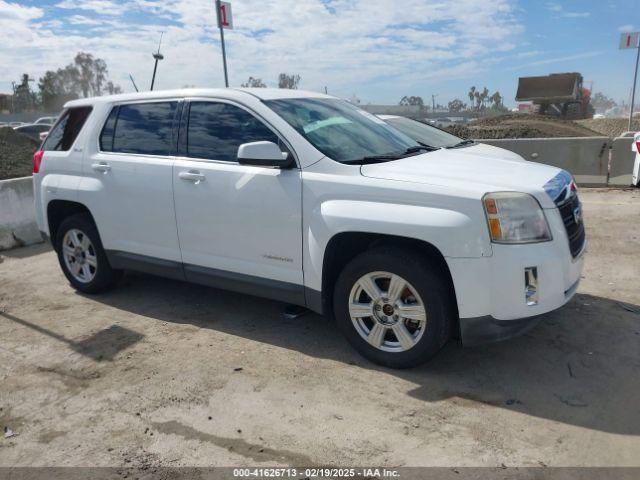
[[609, 136, 635, 186], [477, 137, 611, 187], [0, 176, 42, 251]]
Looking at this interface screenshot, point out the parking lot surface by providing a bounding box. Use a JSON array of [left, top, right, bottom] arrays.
[[0, 189, 639, 468]]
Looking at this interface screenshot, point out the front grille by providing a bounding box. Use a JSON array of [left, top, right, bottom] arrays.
[[556, 193, 586, 258]]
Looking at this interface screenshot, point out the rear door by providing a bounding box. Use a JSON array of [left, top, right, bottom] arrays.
[[80, 100, 183, 277], [172, 99, 303, 302]]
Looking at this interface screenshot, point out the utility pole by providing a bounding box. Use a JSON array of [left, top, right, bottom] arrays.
[[620, 32, 640, 130], [215, 0, 229, 87], [629, 44, 640, 131], [431, 94, 437, 112], [150, 32, 164, 91]]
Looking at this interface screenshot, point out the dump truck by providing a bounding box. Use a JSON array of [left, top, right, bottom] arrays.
[[516, 72, 594, 120]]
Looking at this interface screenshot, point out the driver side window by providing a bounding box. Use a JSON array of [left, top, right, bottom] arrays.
[[186, 102, 280, 162]]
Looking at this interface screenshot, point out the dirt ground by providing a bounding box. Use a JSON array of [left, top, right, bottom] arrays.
[[0, 127, 38, 181], [577, 118, 640, 138], [446, 114, 602, 139], [0, 189, 639, 469]]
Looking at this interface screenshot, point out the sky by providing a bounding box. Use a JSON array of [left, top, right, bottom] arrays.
[[0, 0, 638, 106]]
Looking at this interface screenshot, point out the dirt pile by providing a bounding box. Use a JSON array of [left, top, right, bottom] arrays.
[[0, 127, 38, 180], [576, 118, 640, 138], [445, 113, 602, 139]]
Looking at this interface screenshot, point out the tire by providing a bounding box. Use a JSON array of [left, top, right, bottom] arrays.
[[54, 213, 122, 294], [565, 102, 582, 120], [333, 247, 454, 368]]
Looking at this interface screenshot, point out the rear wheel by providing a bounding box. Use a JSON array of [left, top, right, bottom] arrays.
[[333, 247, 454, 368], [55, 214, 122, 293], [565, 102, 583, 120]]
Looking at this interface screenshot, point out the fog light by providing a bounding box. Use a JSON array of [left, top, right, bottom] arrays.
[[525, 267, 538, 306]]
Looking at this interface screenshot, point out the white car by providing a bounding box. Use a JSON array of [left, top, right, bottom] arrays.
[[633, 132, 640, 187], [377, 114, 526, 162], [34, 116, 58, 126], [32, 89, 585, 368]]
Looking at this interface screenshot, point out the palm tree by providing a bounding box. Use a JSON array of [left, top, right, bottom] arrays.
[[468, 86, 476, 106], [481, 87, 489, 109]]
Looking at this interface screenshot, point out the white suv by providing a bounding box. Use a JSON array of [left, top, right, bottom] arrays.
[[33, 88, 586, 368]]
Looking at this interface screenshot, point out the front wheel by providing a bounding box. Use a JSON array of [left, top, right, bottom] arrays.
[[333, 248, 454, 368]]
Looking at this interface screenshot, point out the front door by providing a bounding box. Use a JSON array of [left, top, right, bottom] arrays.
[[172, 100, 304, 303]]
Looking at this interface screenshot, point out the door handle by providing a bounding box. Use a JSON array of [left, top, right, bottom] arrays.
[[179, 170, 205, 183], [92, 161, 111, 173]]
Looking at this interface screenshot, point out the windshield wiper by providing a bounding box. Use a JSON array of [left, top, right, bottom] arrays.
[[349, 145, 438, 165], [405, 145, 438, 153], [447, 139, 475, 149]]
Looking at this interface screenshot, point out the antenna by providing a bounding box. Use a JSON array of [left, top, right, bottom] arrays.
[[129, 74, 139, 92], [150, 31, 165, 91], [156, 31, 164, 55]]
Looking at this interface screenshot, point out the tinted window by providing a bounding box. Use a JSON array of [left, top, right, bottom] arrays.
[[187, 102, 279, 161], [110, 102, 178, 155], [42, 106, 92, 151], [99, 107, 118, 151]]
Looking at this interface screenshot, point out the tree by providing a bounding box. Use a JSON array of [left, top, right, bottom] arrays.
[[489, 91, 503, 109], [105, 81, 122, 95], [278, 73, 301, 89], [480, 87, 489, 109], [399, 95, 425, 107], [468, 86, 476, 106], [241, 76, 267, 88], [448, 99, 466, 112], [591, 92, 616, 112], [36, 52, 122, 112]]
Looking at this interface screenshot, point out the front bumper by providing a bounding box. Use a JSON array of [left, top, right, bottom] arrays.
[[446, 206, 585, 345], [458, 315, 543, 347]]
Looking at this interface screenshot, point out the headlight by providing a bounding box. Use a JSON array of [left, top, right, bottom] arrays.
[[483, 192, 551, 244]]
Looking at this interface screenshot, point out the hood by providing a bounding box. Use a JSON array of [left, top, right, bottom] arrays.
[[360, 148, 560, 208], [455, 143, 526, 162]]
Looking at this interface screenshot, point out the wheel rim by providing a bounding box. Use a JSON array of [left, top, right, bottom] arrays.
[[62, 229, 97, 283], [348, 271, 427, 353]]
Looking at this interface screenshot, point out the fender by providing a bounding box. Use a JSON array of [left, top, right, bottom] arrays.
[[303, 198, 492, 293], [36, 173, 84, 236]]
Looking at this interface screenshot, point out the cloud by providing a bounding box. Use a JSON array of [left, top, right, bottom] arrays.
[[618, 25, 635, 33], [508, 51, 604, 71], [55, 0, 129, 16], [545, 2, 590, 18], [0, 0, 524, 100]]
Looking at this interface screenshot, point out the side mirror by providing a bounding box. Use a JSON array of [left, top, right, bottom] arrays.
[[237, 141, 292, 168]]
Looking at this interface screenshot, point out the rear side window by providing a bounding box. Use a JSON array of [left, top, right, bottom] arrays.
[[186, 102, 279, 161], [42, 106, 92, 151], [100, 102, 178, 156]]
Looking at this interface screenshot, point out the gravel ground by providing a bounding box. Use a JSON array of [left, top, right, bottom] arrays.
[[0, 189, 639, 469], [0, 127, 38, 180]]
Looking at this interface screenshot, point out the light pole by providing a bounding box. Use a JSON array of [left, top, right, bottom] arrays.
[[150, 32, 164, 91], [628, 44, 640, 131]]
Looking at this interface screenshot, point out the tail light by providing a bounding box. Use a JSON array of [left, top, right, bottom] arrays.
[[636, 141, 640, 153], [33, 150, 44, 174]]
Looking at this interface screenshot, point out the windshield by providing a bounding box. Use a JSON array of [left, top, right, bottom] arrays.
[[383, 116, 464, 148], [264, 98, 420, 163]]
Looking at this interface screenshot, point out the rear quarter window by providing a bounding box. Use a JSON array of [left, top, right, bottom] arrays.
[[42, 106, 93, 151]]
